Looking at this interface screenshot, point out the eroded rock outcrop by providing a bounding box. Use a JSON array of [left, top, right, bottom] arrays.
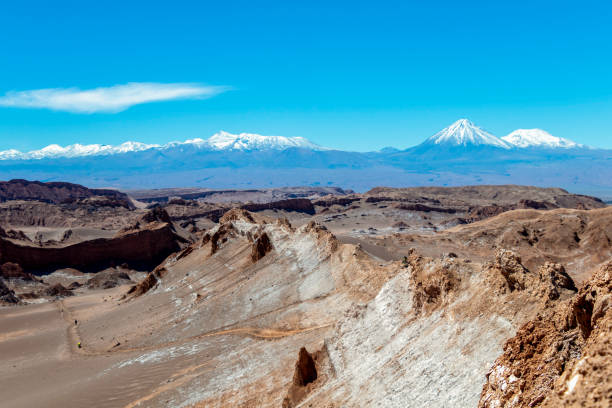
[[479, 261, 612, 408], [251, 232, 273, 263], [0, 208, 184, 273], [537, 262, 577, 303], [282, 347, 320, 408], [0, 278, 19, 304], [126, 266, 168, 298], [0, 262, 36, 281], [404, 251, 460, 314], [486, 249, 532, 293], [485, 250, 578, 306]]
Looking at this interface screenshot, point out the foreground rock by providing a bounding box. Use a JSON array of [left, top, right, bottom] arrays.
[[1, 185, 611, 407], [287, 248, 578, 407], [479, 261, 612, 408]]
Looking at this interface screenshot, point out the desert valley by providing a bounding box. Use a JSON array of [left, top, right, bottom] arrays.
[[2, 3, 612, 406], [1, 179, 611, 407]]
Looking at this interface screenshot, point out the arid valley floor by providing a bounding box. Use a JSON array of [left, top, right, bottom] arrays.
[[1, 180, 611, 407]]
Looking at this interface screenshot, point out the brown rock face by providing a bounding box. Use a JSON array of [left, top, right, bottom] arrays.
[[479, 261, 612, 408], [487, 249, 532, 292], [282, 347, 319, 408], [139, 206, 172, 224], [312, 196, 360, 207], [485, 250, 578, 306], [0, 227, 32, 242], [0, 278, 19, 304], [126, 266, 168, 298], [209, 224, 235, 255], [293, 347, 317, 386], [251, 232, 273, 263], [0, 262, 35, 281], [405, 252, 460, 314], [0, 179, 132, 208], [241, 198, 316, 215], [43, 283, 73, 297], [219, 208, 256, 224], [467, 205, 509, 223], [86, 270, 131, 289], [538, 262, 577, 302], [0, 223, 182, 273]]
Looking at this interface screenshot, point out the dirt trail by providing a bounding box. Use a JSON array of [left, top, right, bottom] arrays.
[[57, 299, 331, 356]]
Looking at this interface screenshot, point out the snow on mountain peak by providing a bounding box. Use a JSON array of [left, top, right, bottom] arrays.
[[502, 129, 579, 148], [0, 131, 322, 160], [425, 119, 511, 149], [206, 130, 321, 151]]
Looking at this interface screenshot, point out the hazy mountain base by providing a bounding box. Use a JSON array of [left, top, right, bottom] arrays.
[[0, 146, 610, 199]]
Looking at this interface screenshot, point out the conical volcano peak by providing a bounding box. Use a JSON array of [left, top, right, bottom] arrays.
[[424, 119, 511, 149]]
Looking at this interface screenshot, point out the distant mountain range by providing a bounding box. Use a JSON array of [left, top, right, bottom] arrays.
[[0, 130, 323, 160], [0, 119, 583, 160], [0, 119, 610, 199]]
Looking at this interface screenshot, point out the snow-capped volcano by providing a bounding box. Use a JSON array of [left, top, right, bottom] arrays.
[[423, 119, 511, 149], [0, 131, 322, 160], [502, 129, 580, 148]]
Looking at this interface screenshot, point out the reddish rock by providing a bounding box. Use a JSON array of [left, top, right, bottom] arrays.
[[0, 262, 36, 281], [251, 232, 273, 263], [0, 224, 182, 273]]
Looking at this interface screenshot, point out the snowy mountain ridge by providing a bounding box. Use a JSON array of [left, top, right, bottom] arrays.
[[502, 128, 580, 148], [0, 120, 586, 161], [0, 131, 323, 160]]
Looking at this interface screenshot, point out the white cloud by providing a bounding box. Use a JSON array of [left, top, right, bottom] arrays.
[[0, 82, 229, 113]]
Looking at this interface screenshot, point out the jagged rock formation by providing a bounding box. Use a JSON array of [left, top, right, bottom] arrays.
[[282, 347, 320, 408], [251, 231, 273, 262], [284, 245, 584, 407], [125, 266, 168, 297], [0, 278, 19, 304], [486, 249, 532, 292], [479, 261, 612, 408], [0, 227, 32, 241]]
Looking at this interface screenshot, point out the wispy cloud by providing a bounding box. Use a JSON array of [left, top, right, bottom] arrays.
[[0, 82, 229, 113]]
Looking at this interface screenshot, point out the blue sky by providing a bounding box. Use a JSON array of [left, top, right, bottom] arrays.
[[0, 0, 611, 152]]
